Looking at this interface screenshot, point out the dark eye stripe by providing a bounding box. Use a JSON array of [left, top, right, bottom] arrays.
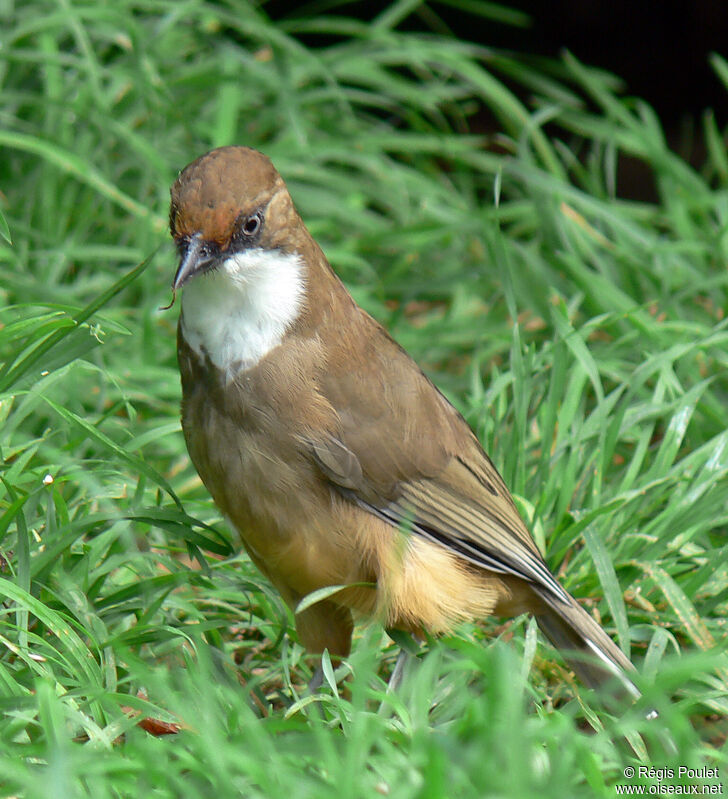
[[231, 209, 264, 248]]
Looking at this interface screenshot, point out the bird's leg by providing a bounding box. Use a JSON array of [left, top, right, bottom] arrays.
[[302, 657, 331, 723], [295, 600, 353, 695], [385, 628, 421, 692], [387, 647, 411, 693], [308, 660, 325, 693]]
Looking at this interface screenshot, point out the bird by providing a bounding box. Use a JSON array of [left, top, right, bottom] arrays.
[[168, 145, 640, 703]]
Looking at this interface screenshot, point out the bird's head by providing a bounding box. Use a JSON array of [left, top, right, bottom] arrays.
[[169, 146, 301, 292], [168, 147, 318, 375]]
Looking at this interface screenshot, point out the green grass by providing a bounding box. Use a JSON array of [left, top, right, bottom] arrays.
[[1, 1, 727, 796]]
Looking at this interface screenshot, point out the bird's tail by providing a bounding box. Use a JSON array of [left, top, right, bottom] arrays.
[[535, 592, 640, 703]]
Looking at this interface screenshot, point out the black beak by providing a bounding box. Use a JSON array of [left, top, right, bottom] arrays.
[[172, 233, 218, 291]]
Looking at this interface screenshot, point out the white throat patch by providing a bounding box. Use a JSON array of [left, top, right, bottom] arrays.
[[180, 248, 305, 377]]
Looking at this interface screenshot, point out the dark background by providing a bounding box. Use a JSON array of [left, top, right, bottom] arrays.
[[267, 0, 728, 130], [488, 0, 726, 128]]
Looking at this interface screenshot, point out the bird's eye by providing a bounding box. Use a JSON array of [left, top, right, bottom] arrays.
[[242, 212, 262, 238]]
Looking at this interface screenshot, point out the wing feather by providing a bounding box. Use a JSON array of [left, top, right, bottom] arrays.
[[309, 310, 569, 605], [311, 433, 569, 604]]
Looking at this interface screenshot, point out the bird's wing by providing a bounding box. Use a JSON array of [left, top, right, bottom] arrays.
[[310, 316, 569, 605]]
